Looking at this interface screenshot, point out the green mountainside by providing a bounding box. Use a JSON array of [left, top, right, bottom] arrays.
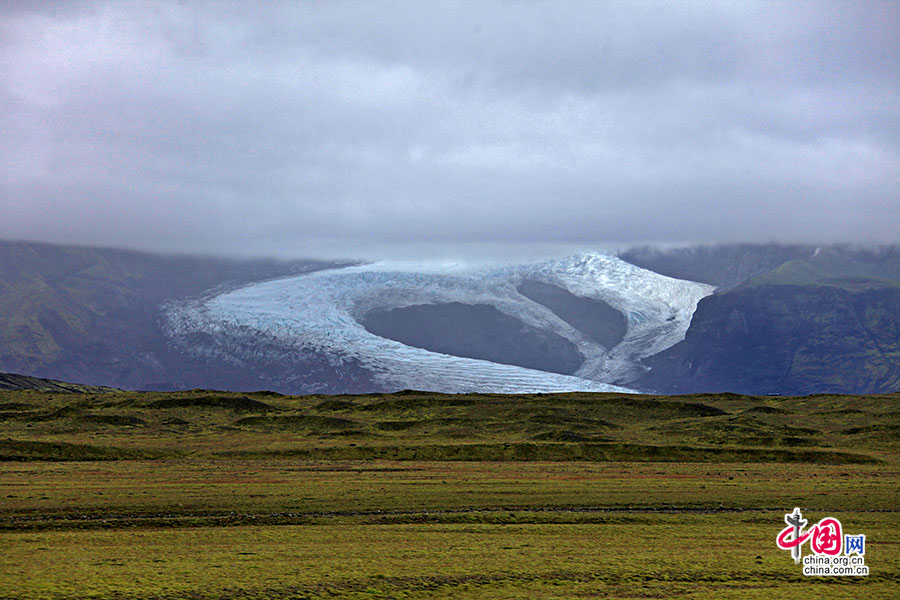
[[0, 240, 340, 389], [619, 244, 819, 289], [741, 253, 900, 290], [621, 244, 900, 290]]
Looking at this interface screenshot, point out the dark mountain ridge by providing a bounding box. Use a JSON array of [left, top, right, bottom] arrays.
[[632, 246, 900, 395], [0, 240, 344, 390], [620, 244, 900, 290], [638, 283, 900, 395]]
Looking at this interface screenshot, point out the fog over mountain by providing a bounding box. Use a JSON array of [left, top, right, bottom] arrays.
[[2, 1, 898, 260]]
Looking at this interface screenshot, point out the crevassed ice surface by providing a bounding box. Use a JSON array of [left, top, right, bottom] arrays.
[[164, 252, 714, 393]]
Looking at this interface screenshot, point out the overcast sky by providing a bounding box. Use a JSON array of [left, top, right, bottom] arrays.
[[1, 1, 898, 260]]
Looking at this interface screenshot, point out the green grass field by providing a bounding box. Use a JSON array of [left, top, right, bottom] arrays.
[[2, 389, 898, 598]]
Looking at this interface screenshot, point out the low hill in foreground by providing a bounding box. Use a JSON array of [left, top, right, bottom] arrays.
[[2, 380, 896, 464], [0, 371, 118, 393]]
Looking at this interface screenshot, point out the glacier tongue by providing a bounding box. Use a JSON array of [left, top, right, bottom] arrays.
[[163, 252, 714, 394]]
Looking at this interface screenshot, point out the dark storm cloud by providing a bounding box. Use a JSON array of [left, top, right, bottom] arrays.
[[1, 1, 898, 259]]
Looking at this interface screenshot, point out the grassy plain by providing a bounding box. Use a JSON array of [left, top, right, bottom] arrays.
[[1, 389, 898, 598]]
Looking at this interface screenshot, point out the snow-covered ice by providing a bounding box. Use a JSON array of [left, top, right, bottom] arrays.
[[164, 252, 714, 394]]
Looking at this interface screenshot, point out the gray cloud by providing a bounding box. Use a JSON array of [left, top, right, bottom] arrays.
[[1, 0, 898, 260]]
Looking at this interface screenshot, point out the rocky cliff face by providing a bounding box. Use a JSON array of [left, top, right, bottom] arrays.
[[639, 282, 900, 395]]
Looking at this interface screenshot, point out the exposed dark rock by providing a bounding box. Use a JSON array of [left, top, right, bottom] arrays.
[[516, 280, 627, 349], [639, 283, 900, 395], [361, 302, 584, 375]]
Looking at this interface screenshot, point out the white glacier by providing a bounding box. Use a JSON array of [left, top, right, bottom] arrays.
[[164, 252, 714, 394]]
